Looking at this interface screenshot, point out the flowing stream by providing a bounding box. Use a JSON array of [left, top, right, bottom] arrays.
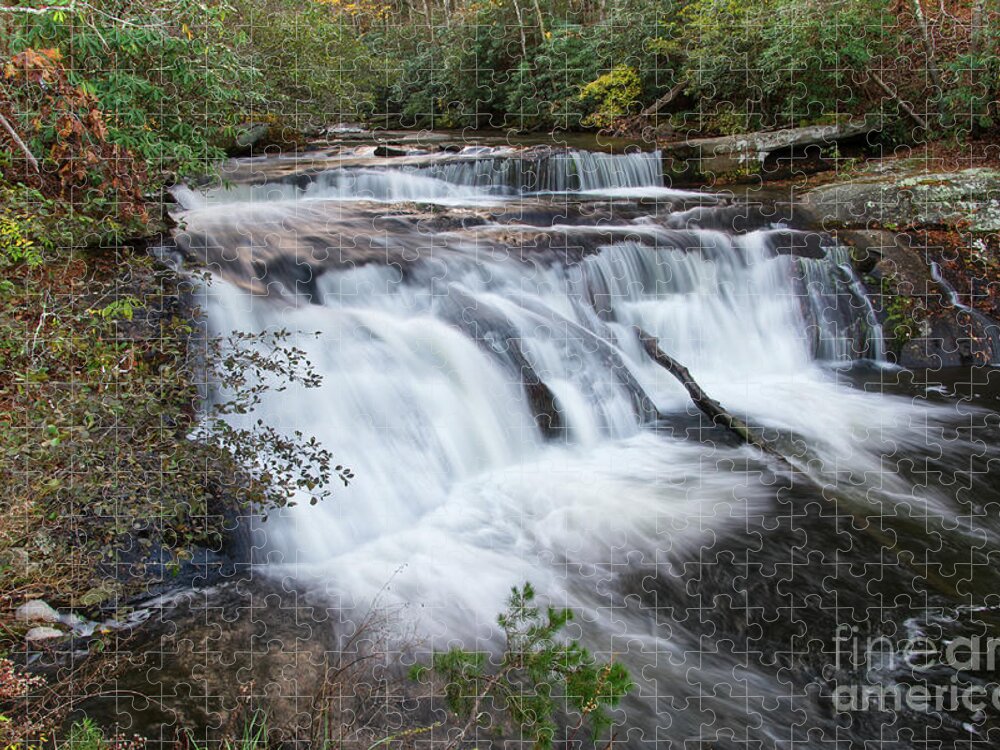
[[169, 141, 1000, 747]]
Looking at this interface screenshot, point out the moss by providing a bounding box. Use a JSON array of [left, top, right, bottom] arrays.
[[867, 273, 920, 354]]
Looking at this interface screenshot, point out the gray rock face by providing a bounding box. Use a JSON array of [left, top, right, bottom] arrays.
[[15, 599, 60, 624], [837, 230, 998, 367], [803, 169, 1000, 231]]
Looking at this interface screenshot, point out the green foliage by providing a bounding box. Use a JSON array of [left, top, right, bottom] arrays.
[[232, 0, 377, 126], [677, 0, 889, 131], [328, 0, 1000, 139], [90, 297, 141, 322], [409, 0, 521, 128], [504, 26, 607, 130], [0, 249, 351, 610], [411, 583, 633, 749], [64, 718, 145, 750], [378, 9, 612, 130], [67, 718, 107, 750], [0, 183, 143, 270], [579, 66, 642, 128], [940, 15, 1000, 134], [869, 274, 919, 352], [186, 710, 269, 750], [6, 0, 251, 174], [0, 213, 42, 269]]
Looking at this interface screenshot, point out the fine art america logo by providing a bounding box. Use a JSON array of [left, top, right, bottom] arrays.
[[832, 625, 1000, 713]]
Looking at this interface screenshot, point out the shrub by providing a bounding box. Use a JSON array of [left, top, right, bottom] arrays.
[[5, 0, 251, 175], [411, 583, 633, 749], [505, 26, 607, 131], [579, 65, 642, 128]]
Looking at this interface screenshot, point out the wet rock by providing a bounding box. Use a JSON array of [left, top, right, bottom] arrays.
[[837, 229, 889, 274], [846, 232, 999, 367], [374, 144, 407, 158], [15, 599, 60, 624], [72, 580, 431, 742], [897, 316, 977, 369], [25, 626, 65, 643], [767, 229, 827, 259]]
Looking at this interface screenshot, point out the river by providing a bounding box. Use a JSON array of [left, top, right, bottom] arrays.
[[117, 136, 1000, 747]]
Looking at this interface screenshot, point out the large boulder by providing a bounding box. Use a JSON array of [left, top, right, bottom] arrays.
[[24, 626, 65, 644], [837, 230, 998, 367], [803, 168, 1000, 231]]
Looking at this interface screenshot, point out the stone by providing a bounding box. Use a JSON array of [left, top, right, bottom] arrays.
[[802, 168, 1000, 232], [374, 144, 407, 158], [24, 626, 65, 643], [15, 599, 60, 624]]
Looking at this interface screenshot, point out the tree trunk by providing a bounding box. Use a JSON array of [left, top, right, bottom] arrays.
[[911, 0, 943, 93], [870, 72, 929, 130], [636, 327, 781, 457], [640, 79, 685, 118], [971, 0, 985, 57], [532, 0, 546, 39], [511, 0, 529, 59]]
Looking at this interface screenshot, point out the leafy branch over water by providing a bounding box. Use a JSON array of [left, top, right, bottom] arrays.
[[199, 327, 355, 513]]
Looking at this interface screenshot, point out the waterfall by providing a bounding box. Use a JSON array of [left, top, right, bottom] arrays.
[[179, 144, 991, 747], [187, 145, 898, 571], [183, 147, 678, 207], [412, 148, 666, 193], [930, 260, 1000, 364]]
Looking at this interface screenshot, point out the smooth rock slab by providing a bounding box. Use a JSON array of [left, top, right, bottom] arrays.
[[15, 599, 60, 624], [661, 121, 877, 181], [25, 626, 65, 643]]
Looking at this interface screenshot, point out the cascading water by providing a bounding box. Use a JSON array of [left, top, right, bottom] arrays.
[[174, 143, 1000, 747], [930, 260, 1000, 364]]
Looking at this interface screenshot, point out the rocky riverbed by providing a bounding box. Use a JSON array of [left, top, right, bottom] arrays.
[[799, 159, 1000, 366]]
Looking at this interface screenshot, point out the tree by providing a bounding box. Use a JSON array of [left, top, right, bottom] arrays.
[[411, 583, 633, 750]]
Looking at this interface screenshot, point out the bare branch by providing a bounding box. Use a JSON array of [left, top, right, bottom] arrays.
[[0, 2, 73, 14], [636, 326, 781, 457], [869, 72, 929, 130], [0, 112, 40, 173]]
